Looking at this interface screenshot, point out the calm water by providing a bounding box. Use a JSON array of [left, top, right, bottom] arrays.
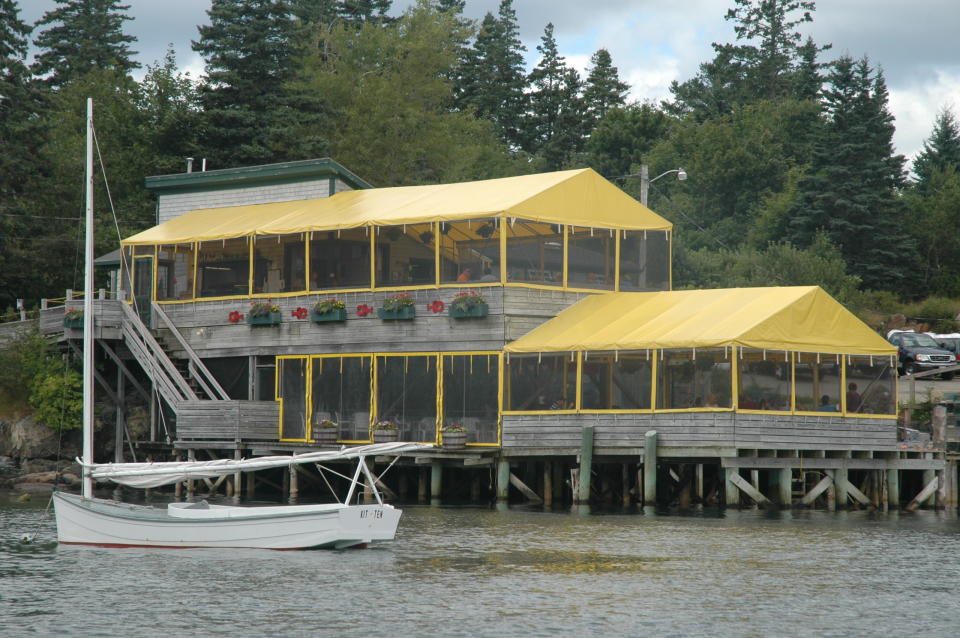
[[1, 492, 959, 637]]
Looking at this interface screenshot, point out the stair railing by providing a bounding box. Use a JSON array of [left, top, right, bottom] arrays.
[[152, 302, 230, 401]]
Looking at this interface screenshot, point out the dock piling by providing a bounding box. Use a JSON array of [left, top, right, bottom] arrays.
[[643, 430, 658, 506]]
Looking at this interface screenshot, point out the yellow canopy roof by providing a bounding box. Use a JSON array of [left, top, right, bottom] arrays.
[[123, 168, 671, 246], [505, 287, 895, 356]]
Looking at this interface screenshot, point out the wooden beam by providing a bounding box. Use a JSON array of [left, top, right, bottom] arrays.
[[509, 472, 543, 504], [800, 475, 833, 506], [728, 471, 771, 505], [841, 478, 873, 507], [99, 341, 150, 402], [905, 476, 940, 511], [463, 457, 493, 466]]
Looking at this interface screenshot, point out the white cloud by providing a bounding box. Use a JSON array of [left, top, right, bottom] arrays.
[[890, 70, 960, 164]]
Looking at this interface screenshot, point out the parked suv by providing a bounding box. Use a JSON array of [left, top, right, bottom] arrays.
[[887, 330, 958, 378]]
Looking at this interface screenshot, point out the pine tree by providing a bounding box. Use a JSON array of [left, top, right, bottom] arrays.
[[336, 0, 392, 25], [584, 103, 670, 179], [455, 0, 527, 150], [193, 0, 328, 168], [31, 0, 139, 88], [787, 56, 908, 290], [525, 23, 583, 169], [913, 107, 960, 191], [581, 48, 629, 132]]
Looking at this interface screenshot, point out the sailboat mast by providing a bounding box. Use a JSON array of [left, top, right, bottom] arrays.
[[82, 97, 95, 499]]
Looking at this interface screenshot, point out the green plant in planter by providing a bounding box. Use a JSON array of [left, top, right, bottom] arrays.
[[313, 298, 345, 314], [65, 307, 83, 320], [383, 294, 414, 312], [442, 423, 466, 433], [315, 419, 338, 429], [248, 299, 280, 318], [374, 420, 398, 430], [450, 291, 485, 312]]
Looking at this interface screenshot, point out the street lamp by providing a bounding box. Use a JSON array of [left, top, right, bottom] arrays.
[[639, 164, 686, 207]]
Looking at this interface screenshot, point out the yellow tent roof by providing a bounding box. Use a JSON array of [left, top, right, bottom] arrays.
[[123, 168, 671, 245], [505, 287, 895, 356]]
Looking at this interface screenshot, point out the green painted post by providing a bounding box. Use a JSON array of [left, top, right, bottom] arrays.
[[643, 430, 658, 506], [724, 467, 739, 507], [496, 459, 510, 503], [778, 468, 792, 507], [430, 462, 442, 505], [576, 426, 595, 504], [886, 469, 900, 510]]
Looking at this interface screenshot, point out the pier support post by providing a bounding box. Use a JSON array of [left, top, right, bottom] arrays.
[[835, 467, 848, 508], [187, 449, 196, 497], [622, 464, 631, 508], [643, 430, 658, 506], [923, 469, 936, 507], [418, 467, 428, 504], [576, 426, 594, 505], [724, 468, 739, 507], [496, 459, 510, 503], [430, 462, 442, 505], [289, 463, 299, 503], [826, 470, 836, 511], [543, 462, 553, 507], [778, 468, 792, 507], [887, 470, 900, 509]]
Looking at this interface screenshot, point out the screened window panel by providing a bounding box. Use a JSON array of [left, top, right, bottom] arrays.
[[309, 228, 371, 290], [254, 234, 305, 294], [375, 224, 436, 287], [795, 353, 842, 412], [254, 358, 275, 401], [620, 230, 670, 291], [443, 354, 499, 443], [376, 355, 437, 442], [656, 348, 732, 409], [278, 358, 307, 440], [120, 247, 133, 300], [845, 355, 897, 415], [568, 227, 615, 290], [581, 352, 653, 410], [738, 349, 791, 411], [439, 219, 501, 284], [506, 220, 563, 286], [202, 356, 249, 399], [505, 354, 576, 411], [197, 238, 250, 298], [157, 244, 195, 301], [311, 356, 371, 441]]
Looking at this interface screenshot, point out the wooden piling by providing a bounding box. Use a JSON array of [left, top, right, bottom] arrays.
[[543, 462, 553, 507], [289, 463, 299, 503], [576, 426, 594, 504], [418, 467, 428, 504], [643, 430, 658, 506], [834, 466, 848, 508], [430, 462, 442, 504], [724, 467, 739, 507], [622, 464, 631, 508], [923, 469, 936, 507], [187, 449, 196, 497], [778, 468, 792, 507], [496, 459, 510, 503]]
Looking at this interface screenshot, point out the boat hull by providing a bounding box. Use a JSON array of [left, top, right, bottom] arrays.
[[53, 491, 401, 549]]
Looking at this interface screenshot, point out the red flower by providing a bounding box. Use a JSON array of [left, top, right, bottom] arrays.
[[427, 300, 445, 314], [228, 311, 243, 323], [291, 307, 308, 319], [356, 304, 373, 317]]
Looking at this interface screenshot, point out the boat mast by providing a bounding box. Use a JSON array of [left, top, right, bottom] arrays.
[[82, 97, 94, 499]]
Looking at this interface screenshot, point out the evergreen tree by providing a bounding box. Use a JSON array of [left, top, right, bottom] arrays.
[[455, 0, 527, 150], [668, 0, 829, 118], [336, 0, 392, 25], [787, 56, 908, 290], [913, 107, 960, 190], [581, 48, 629, 132], [31, 0, 139, 88], [585, 103, 670, 179], [525, 23, 583, 169], [193, 0, 327, 168]]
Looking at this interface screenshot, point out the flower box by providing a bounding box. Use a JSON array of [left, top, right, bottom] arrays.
[[449, 303, 488, 319], [377, 306, 416, 320], [247, 311, 281, 326], [442, 431, 467, 449], [313, 428, 339, 445], [310, 308, 347, 323], [63, 317, 84, 329], [373, 429, 399, 443]]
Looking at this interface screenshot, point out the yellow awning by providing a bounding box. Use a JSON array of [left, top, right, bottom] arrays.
[[505, 287, 895, 356], [123, 168, 671, 246]]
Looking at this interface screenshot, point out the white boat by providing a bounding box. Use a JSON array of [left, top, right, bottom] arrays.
[[53, 443, 427, 549], [52, 99, 429, 549]]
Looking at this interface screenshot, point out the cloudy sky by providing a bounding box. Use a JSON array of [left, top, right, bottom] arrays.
[[19, 0, 960, 163]]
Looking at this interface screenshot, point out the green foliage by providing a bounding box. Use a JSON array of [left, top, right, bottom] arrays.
[[194, 0, 327, 167], [30, 366, 83, 431], [31, 0, 139, 88], [912, 107, 960, 191], [585, 103, 672, 179], [296, 0, 518, 185], [581, 48, 629, 130], [904, 297, 960, 333], [0, 325, 53, 403], [902, 167, 960, 297]]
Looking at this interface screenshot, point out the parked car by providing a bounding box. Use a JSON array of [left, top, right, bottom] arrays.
[[931, 332, 960, 358], [887, 330, 958, 378]]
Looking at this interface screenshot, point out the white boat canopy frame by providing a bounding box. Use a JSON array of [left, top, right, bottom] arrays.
[[81, 442, 432, 489]]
